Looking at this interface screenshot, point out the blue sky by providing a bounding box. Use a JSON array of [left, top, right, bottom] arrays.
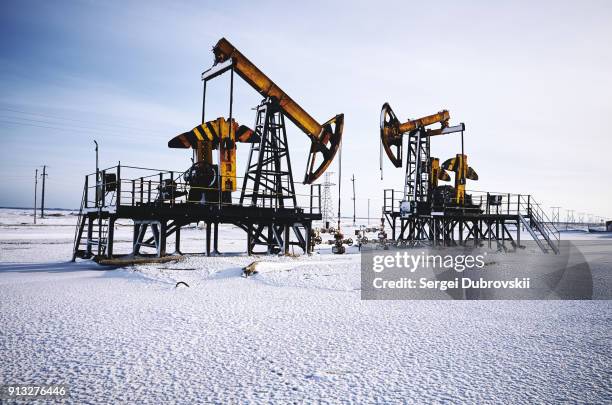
[[1, 0, 611, 220]]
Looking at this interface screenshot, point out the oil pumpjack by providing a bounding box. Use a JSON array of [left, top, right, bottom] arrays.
[[379, 102, 480, 243], [379, 102, 560, 253], [380, 103, 477, 218], [166, 38, 344, 255], [72, 38, 343, 260]]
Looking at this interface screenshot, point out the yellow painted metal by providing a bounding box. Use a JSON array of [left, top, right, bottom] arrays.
[[429, 157, 450, 189], [169, 117, 238, 191], [442, 154, 478, 205], [212, 38, 344, 184], [219, 118, 236, 192], [170, 117, 238, 148], [213, 38, 322, 140], [193, 127, 204, 141], [398, 110, 450, 134]]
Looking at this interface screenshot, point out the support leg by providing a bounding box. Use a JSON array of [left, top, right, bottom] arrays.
[[284, 225, 290, 255], [267, 225, 273, 254], [206, 222, 211, 256], [247, 224, 253, 255], [175, 226, 182, 255], [305, 223, 311, 254], [107, 217, 115, 258], [213, 222, 220, 255], [159, 220, 167, 257], [151, 223, 160, 257], [86, 216, 93, 257], [132, 223, 139, 255], [134, 223, 148, 256]]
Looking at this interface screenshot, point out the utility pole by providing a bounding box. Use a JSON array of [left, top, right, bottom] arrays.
[[351, 174, 356, 226], [33, 169, 38, 224], [367, 198, 370, 225], [40, 165, 48, 218]]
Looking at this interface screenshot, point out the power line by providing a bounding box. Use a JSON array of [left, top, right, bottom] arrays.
[[0, 117, 168, 140], [0, 107, 171, 135], [0, 115, 166, 137], [0, 119, 129, 138]]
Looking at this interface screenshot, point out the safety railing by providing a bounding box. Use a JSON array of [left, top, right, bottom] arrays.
[[383, 189, 534, 217], [382, 188, 561, 251], [82, 164, 321, 214]]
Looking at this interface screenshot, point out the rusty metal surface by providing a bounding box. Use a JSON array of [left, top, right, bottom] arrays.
[[398, 110, 449, 133], [213, 38, 321, 137], [380, 103, 451, 168], [379, 102, 403, 167]]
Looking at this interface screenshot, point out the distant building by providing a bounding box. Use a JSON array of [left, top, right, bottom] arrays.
[[607, 221, 612, 232]]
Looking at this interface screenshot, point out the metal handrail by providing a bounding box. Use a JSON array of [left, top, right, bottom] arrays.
[[518, 195, 560, 252], [82, 164, 321, 214]]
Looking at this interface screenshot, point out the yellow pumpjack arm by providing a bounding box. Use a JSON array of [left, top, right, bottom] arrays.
[[212, 38, 344, 184]]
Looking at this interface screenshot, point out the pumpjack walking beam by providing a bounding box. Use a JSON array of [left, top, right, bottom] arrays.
[[208, 37, 344, 184]]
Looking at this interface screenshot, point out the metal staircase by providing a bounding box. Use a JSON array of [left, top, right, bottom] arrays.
[[519, 196, 560, 254], [72, 183, 113, 261], [72, 215, 111, 260], [72, 184, 87, 261]]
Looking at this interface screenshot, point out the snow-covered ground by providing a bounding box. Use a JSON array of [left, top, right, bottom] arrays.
[[1, 208, 611, 403]]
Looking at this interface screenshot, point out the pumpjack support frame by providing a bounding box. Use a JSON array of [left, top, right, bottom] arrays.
[[72, 166, 322, 261], [72, 38, 343, 261], [382, 189, 560, 254], [73, 69, 322, 260]]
